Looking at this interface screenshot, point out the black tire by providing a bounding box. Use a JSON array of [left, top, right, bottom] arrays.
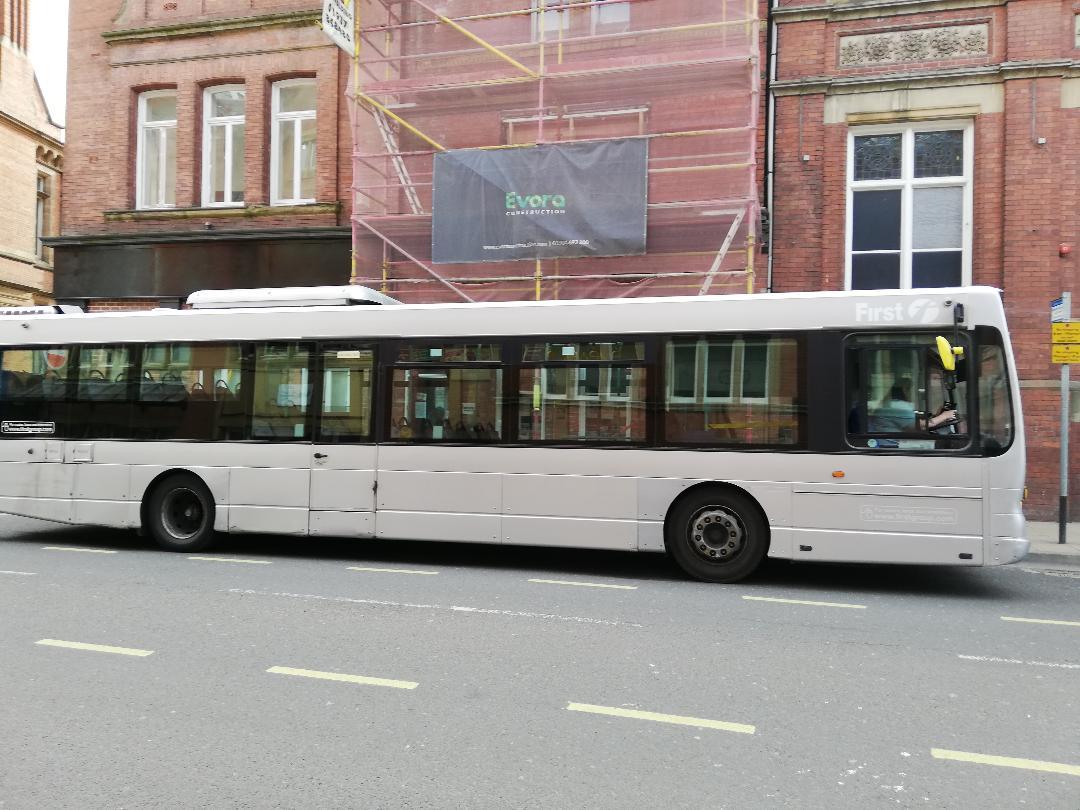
[[145, 473, 217, 552], [665, 488, 767, 583]]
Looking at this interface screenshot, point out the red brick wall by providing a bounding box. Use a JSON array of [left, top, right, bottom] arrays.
[[62, 2, 349, 238], [771, 0, 1080, 518]]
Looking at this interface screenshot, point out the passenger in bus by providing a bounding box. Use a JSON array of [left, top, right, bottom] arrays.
[[868, 383, 916, 433]]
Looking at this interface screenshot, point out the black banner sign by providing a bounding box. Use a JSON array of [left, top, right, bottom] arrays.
[[431, 138, 648, 264]]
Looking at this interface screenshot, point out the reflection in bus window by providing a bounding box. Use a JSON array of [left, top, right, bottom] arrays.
[[318, 346, 374, 442], [391, 366, 502, 442], [252, 343, 311, 440], [664, 336, 803, 446]]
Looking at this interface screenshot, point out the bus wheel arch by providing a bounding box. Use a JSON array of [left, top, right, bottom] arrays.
[[141, 470, 217, 552], [663, 482, 770, 583]]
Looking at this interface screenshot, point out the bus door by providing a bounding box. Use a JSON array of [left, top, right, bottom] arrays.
[[308, 345, 377, 538]]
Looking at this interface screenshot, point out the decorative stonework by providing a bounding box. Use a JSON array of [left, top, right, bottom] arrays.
[[1074, 14, 1079, 49], [839, 24, 989, 67]]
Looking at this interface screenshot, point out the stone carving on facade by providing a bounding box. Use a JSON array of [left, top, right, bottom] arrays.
[[839, 24, 988, 67]]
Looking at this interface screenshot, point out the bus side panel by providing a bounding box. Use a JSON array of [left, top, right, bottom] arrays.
[[502, 474, 637, 551]]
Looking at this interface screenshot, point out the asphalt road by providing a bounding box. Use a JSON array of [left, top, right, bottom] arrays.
[[1, 514, 1078, 809]]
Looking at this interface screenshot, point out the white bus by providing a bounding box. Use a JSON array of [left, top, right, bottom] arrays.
[[0, 285, 1024, 582]]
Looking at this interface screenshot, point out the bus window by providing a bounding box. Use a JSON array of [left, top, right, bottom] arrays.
[[518, 341, 647, 443], [390, 343, 502, 442], [663, 335, 803, 446], [978, 342, 1013, 454], [251, 343, 311, 440], [846, 333, 969, 450], [0, 346, 70, 437], [137, 343, 244, 440], [317, 345, 374, 443], [71, 345, 135, 439]]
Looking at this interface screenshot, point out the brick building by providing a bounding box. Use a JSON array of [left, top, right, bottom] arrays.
[[767, 0, 1080, 517], [0, 0, 62, 305], [51, 0, 355, 310]]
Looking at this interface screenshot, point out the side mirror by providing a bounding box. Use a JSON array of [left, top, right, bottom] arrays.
[[935, 336, 964, 372]]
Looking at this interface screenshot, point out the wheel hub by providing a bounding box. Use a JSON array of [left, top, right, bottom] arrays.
[[688, 507, 744, 563], [161, 488, 205, 541]]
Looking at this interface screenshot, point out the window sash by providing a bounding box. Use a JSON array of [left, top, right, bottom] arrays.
[[137, 92, 177, 210], [203, 87, 245, 207], [271, 82, 316, 205], [846, 123, 972, 290]]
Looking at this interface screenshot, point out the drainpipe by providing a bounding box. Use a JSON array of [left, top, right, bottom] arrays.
[[764, 0, 778, 293]]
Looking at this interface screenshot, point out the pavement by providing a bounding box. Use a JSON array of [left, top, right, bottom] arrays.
[[1025, 521, 1080, 565]]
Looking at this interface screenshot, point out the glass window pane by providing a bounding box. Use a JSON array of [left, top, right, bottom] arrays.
[[913, 186, 962, 249], [391, 367, 502, 442], [137, 343, 244, 440], [522, 341, 644, 362], [210, 125, 226, 203], [144, 94, 176, 122], [852, 189, 901, 251], [318, 346, 374, 442], [231, 123, 245, 203], [278, 82, 316, 113], [163, 127, 176, 206], [399, 343, 501, 363], [846, 333, 969, 450], [665, 336, 803, 446], [979, 343, 1013, 453], [277, 119, 295, 200], [595, 0, 630, 27], [211, 88, 245, 118], [742, 343, 769, 399], [519, 366, 646, 442], [0, 347, 70, 437], [300, 117, 317, 200], [705, 342, 732, 398], [912, 251, 962, 288], [853, 134, 901, 181], [142, 129, 161, 207], [73, 346, 135, 439], [914, 130, 963, 178], [252, 343, 311, 440], [670, 344, 696, 398], [851, 253, 901, 290]]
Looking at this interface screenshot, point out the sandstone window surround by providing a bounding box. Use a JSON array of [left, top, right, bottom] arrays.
[[136, 90, 178, 210], [846, 121, 973, 292], [270, 79, 317, 207], [202, 85, 246, 208]]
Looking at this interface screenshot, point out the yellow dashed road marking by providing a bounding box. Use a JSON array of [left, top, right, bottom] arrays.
[[347, 566, 439, 576], [931, 748, 1080, 777], [743, 595, 866, 610], [567, 702, 755, 734], [1001, 616, 1080, 628], [42, 547, 117, 554], [529, 578, 637, 590], [36, 639, 153, 657], [267, 666, 418, 690]]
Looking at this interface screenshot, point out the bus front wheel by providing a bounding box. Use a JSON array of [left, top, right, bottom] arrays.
[[146, 474, 216, 552], [665, 488, 767, 583]]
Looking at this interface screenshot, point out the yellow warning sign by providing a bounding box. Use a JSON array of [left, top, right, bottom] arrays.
[[1052, 323, 1080, 343], [1051, 344, 1080, 363]]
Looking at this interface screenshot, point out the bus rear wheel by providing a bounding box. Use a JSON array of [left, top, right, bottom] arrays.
[[146, 474, 216, 552], [665, 488, 767, 583]]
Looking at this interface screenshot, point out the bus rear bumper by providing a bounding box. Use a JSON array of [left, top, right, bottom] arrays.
[[987, 537, 1029, 566]]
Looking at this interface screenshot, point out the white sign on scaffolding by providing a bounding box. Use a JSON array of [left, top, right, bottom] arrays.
[[322, 0, 355, 55]]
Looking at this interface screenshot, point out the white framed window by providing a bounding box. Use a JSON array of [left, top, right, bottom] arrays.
[[531, 0, 569, 42], [591, 0, 630, 34], [202, 85, 246, 207], [271, 79, 317, 205], [846, 121, 973, 290], [136, 90, 177, 210]]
